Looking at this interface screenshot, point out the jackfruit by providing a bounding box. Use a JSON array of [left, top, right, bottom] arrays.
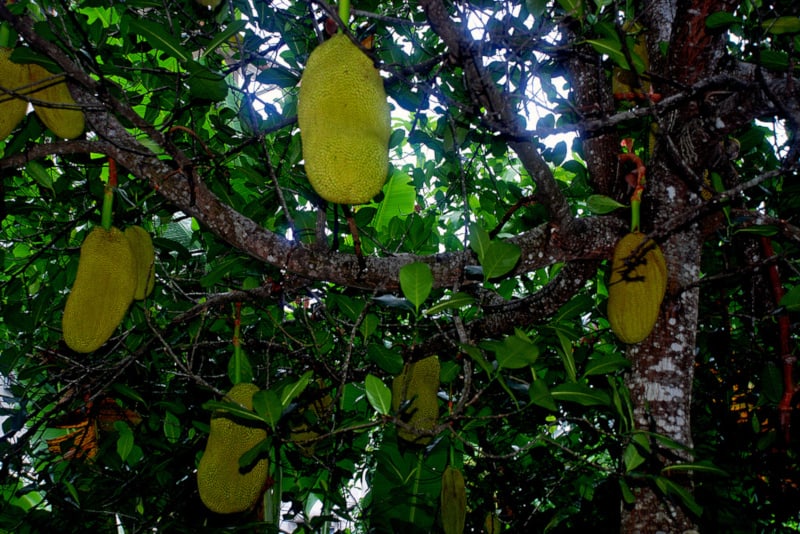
[[391, 355, 440, 445], [289, 392, 332, 456], [197, 383, 269, 514], [28, 63, 84, 139], [297, 33, 391, 204], [62, 226, 136, 353], [484, 512, 502, 533], [440, 466, 466, 534], [607, 232, 667, 344], [124, 226, 155, 300], [0, 48, 29, 141]]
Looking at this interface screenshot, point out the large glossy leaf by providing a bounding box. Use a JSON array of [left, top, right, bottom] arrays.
[[550, 383, 611, 406], [126, 19, 190, 62], [365, 374, 392, 415], [371, 172, 416, 232], [399, 261, 433, 313]]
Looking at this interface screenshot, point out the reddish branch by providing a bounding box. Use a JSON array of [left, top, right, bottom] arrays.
[[760, 237, 798, 443]]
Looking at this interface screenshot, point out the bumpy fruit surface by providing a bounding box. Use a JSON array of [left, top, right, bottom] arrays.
[[607, 232, 667, 344], [28, 63, 85, 139], [62, 226, 136, 353], [391, 355, 440, 444], [440, 466, 466, 534], [0, 48, 29, 141], [197, 383, 269, 514], [124, 226, 155, 300], [297, 33, 391, 204]]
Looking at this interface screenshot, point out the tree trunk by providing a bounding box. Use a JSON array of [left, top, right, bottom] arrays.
[[622, 225, 702, 533]]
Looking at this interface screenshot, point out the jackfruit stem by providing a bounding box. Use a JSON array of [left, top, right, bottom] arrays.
[[231, 302, 246, 384], [264, 454, 281, 524], [0, 23, 11, 49], [101, 184, 114, 231], [337, 0, 350, 32], [630, 197, 640, 233], [101, 159, 118, 231]]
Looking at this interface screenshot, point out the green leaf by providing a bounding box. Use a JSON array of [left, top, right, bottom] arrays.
[[202, 400, 265, 424], [461, 343, 493, 375], [185, 61, 229, 101], [424, 291, 475, 316], [25, 161, 55, 194], [550, 383, 610, 406], [201, 20, 248, 57], [762, 16, 800, 35], [734, 225, 778, 236], [623, 434, 650, 473], [618, 479, 636, 504], [371, 172, 416, 232], [586, 194, 626, 214], [483, 328, 539, 369], [360, 313, 379, 340], [481, 240, 520, 280], [163, 410, 181, 444], [779, 285, 800, 311], [654, 477, 703, 517], [583, 353, 631, 376], [365, 374, 392, 415], [623, 442, 646, 472], [529, 379, 557, 411], [127, 19, 190, 62], [252, 389, 282, 429], [256, 64, 301, 88], [111, 383, 147, 405], [759, 363, 783, 404], [661, 461, 729, 477], [554, 328, 577, 382], [228, 346, 253, 385], [705, 11, 739, 29], [115, 421, 134, 462], [399, 262, 433, 313], [556, 0, 584, 18], [238, 438, 269, 471], [586, 38, 629, 69], [280, 371, 312, 409], [367, 343, 405, 374], [468, 223, 492, 262]]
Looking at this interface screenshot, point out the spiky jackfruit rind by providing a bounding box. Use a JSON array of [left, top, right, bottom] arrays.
[[289, 391, 332, 456], [62, 226, 136, 353], [607, 232, 667, 344], [0, 48, 29, 141], [124, 226, 155, 300], [28, 63, 85, 139], [197, 383, 269, 514], [391, 355, 440, 444], [297, 33, 391, 204], [440, 466, 466, 534]]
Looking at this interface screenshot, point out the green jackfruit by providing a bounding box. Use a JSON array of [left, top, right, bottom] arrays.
[[297, 33, 391, 204], [289, 392, 332, 456], [0, 48, 29, 141], [391, 355, 440, 444], [124, 226, 155, 300], [440, 466, 466, 534], [607, 232, 667, 344], [28, 63, 85, 139], [197, 383, 269, 514], [62, 226, 136, 353]]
